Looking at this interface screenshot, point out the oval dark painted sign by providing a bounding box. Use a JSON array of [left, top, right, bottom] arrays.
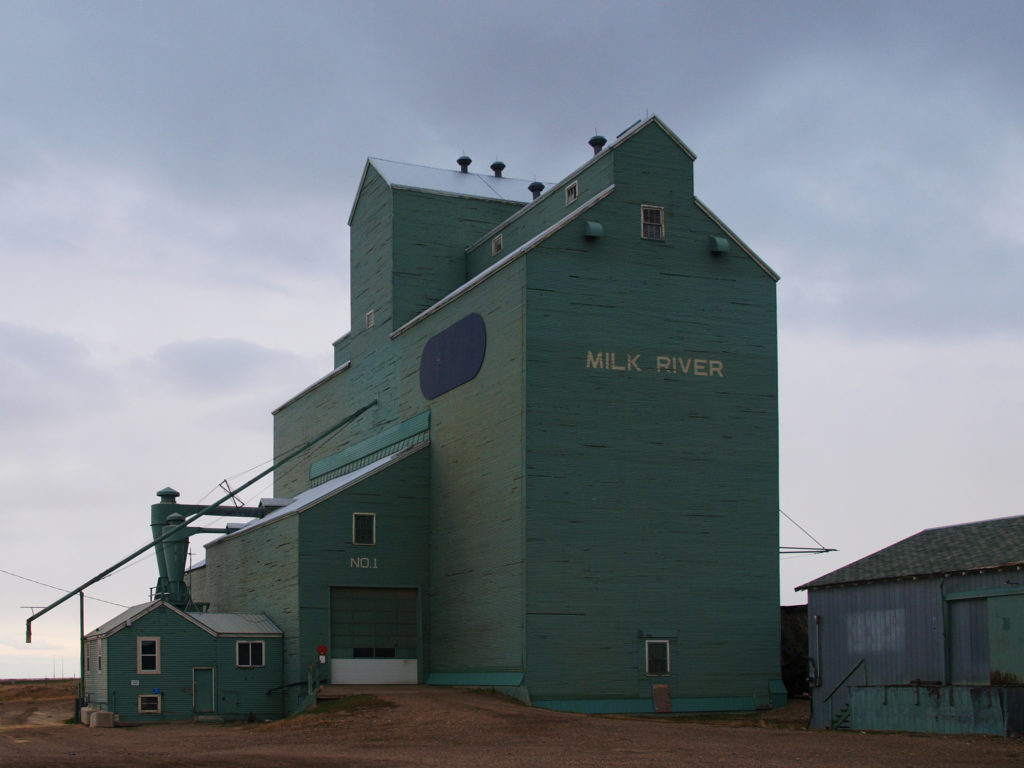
[[419, 313, 487, 400]]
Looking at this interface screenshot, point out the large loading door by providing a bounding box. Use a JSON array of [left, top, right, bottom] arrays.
[[330, 587, 419, 684]]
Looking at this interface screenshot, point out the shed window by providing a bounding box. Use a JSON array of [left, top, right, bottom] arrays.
[[353, 512, 376, 545], [138, 694, 161, 713], [237, 640, 265, 668], [565, 181, 579, 206], [137, 637, 160, 674], [641, 205, 665, 240], [365, 309, 375, 329], [492, 234, 502, 256], [646, 640, 670, 676]]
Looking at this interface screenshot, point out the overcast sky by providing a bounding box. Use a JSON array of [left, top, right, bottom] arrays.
[[2, 1, 1022, 679]]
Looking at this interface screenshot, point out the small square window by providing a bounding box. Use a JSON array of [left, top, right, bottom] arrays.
[[641, 205, 665, 240], [565, 181, 579, 206], [353, 513, 375, 545], [137, 637, 160, 674], [492, 234, 503, 256], [138, 694, 161, 713], [646, 640, 670, 676], [365, 309, 375, 329], [237, 640, 265, 668]]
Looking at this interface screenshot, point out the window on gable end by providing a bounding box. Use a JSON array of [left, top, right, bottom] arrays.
[[353, 512, 376, 545], [641, 205, 665, 241]]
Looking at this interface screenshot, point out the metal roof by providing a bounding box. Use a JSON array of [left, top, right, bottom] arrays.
[[88, 601, 159, 637], [369, 158, 540, 203], [209, 442, 428, 543], [186, 612, 281, 635], [86, 600, 281, 638], [800, 514, 1024, 590]]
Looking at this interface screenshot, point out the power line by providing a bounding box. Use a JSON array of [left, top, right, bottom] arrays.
[[0, 568, 128, 608]]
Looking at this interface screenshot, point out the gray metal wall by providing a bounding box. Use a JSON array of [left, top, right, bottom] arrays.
[[807, 570, 1015, 728]]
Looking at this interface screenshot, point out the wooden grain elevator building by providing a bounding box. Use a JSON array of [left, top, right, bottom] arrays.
[[185, 115, 784, 715]]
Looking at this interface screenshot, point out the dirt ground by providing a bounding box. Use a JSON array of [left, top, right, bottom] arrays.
[[2, 680, 1023, 768]]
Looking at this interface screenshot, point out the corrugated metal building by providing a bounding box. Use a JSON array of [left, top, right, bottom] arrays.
[[178, 114, 784, 715], [801, 515, 1024, 734]]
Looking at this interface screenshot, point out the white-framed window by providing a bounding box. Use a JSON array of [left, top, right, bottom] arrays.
[[236, 640, 265, 668], [492, 233, 503, 256], [646, 639, 670, 676], [641, 205, 665, 240], [138, 694, 161, 713], [137, 637, 160, 674], [365, 309, 375, 329], [565, 180, 579, 206], [353, 512, 376, 545]]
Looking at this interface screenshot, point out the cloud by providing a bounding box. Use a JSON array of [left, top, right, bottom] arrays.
[[0, 323, 118, 427], [148, 337, 318, 399]]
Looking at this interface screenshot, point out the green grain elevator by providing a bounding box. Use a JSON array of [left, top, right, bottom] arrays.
[[190, 115, 784, 714]]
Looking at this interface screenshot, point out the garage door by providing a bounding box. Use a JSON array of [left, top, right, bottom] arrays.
[[330, 587, 418, 684]]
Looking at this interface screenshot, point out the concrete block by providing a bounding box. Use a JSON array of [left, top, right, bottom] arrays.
[[90, 710, 115, 728]]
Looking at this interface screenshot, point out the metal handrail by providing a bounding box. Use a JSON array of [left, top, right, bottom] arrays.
[[823, 657, 865, 729], [823, 657, 866, 704]]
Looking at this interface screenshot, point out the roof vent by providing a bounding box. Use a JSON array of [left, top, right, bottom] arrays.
[[490, 161, 505, 178], [528, 181, 545, 200], [156, 487, 180, 503], [589, 135, 607, 155], [457, 155, 472, 173]]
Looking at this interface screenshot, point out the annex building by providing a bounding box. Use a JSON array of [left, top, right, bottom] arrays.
[[88, 115, 784, 719]]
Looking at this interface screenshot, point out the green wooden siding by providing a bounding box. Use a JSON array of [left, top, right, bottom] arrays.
[[93, 605, 283, 722], [196, 515, 299, 711], [391, 262, 527, 678], [297, 445, 431, 679], [257, 116, 780, 711], [465, 152, 614, 278], [520, 121, 779, 706], [392, 188, 522, 327]]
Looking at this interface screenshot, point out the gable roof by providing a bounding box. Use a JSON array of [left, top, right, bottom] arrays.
[[347, 114, 687, 226], [799, 515, 1024, 590], [348, 158, 540, 224], [86, 600, 281, 639]]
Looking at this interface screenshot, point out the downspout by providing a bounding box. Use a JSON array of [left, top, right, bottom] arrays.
[[940, 576, 950, 684]]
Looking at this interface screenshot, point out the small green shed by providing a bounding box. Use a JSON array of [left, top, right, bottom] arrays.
[[83, 600, 284, 722]]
